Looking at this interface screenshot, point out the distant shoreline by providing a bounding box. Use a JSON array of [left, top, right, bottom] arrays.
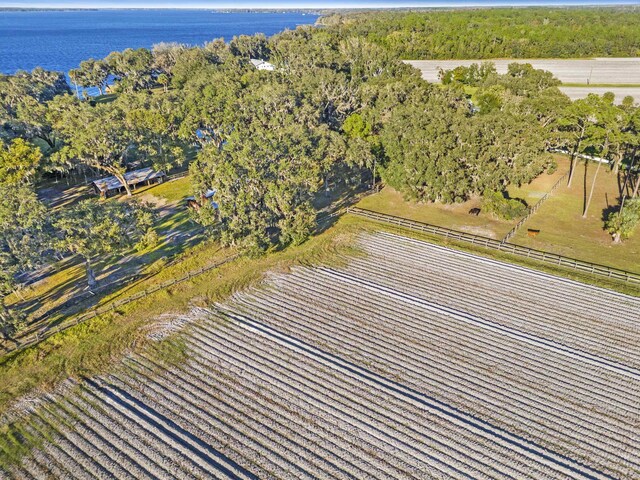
[[0, 9, 320, 75], [0, 8, 328, 12], [2, 5, 640, 13]]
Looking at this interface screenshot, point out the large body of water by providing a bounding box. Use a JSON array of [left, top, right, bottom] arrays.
[[0, 10, 319, 74]]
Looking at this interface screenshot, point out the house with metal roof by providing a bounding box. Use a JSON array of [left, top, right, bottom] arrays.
[[91, 167, 166, 197]]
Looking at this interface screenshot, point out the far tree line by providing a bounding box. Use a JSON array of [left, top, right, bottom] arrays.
[[2, 10, 640, 338], [322, 8, 640, 59]]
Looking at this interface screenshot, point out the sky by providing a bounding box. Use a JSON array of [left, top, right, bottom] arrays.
[[3, 0, 640, 7]]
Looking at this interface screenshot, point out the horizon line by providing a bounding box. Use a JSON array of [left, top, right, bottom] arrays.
[[3, 2, 640, 8]]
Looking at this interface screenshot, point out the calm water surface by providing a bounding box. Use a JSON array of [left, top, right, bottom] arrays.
[[0, 10, 319, 74]]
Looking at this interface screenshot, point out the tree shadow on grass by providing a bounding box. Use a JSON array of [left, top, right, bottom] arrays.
[[20, 274, 84, 317], [601, 204, 619, 224], [314, 181, 371, 236], [7, 208, 207, 344]]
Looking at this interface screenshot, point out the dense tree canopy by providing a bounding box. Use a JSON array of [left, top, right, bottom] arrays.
[[0, 138, 51, 338], [323, 8, 640, 59], [8, 11, 640, 252], [54, 200, 155, 288], [69, 59, 110, 96], [0, 68, 69, 152]]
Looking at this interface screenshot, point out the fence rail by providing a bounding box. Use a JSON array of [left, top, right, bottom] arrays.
[[501, 172, 569, 243], [6, 197, 638, 357], [166, 171, 189, 181], [347, 207, 640, 286], [1, 255, 238, 358]]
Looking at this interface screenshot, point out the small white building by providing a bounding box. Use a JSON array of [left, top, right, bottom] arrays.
[[250, 59, 275, 71]]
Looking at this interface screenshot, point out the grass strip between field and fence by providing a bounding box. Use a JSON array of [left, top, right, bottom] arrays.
[[347, 207, 640, 286], [2, 254, 238, 359]]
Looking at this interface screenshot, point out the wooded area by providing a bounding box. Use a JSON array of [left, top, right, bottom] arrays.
[[2, 8, 640, 341], [322, 8, 640, 59]]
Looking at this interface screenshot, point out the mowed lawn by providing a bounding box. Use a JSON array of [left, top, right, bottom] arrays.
[[513, 161, 640, 273], [357, 188, 514, 239], [357, 155, 567, 240], [357, 155, 640, 273]]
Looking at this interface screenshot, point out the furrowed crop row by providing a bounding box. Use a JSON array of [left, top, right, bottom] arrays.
[[195, 316, 592, 476], [279, 271, 640, 423], [46, 395, 163, 479], [9, 384, 205, 478], [345, 249, 639, 363], [272, 266, 640, 402], [189, 317, 524, 479], [72, 388, 196, 479], [80, 381, 229, 479], [118, 356, 344, 480], [250, 273, 640, 425], [22, 422, 94, 480], [316, 265, 640, 383], [372, 230, 640, 308], [357, 235, 640, 361], [291, 266, 640, 403], [358, 237, 640, 352], [367, 232, 640, 317], [286, 272, 637, 428], [269, 268, 640, 406], [133, 352, 368, 479], [29, 448, 69, 479], [225, 310, 616, 479], [190, 316, 566, 479], [229, 283, 638, 477], [175, 347, 439, 479], [33, 403, 129, 480], [91, 376, 254, 480], [186, 322, 444, 479], [367, 233, 640, 319], [56, 395, 169, 479], [184, 333, 490, 477], [236, 300, 636, 476], [19, 456, 49, 480], [203, 311, 607, 480]]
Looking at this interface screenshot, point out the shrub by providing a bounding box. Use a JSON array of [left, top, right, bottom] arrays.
[[0, 305, 25, 340], [483, 191, 528, 220], [605, 198, 640, 243]]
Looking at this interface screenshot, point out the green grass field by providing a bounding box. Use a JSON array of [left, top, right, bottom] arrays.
[[357, 155, 567, 240], [357, 187, 515, 239], [512, 161, 640, 273], [357, 155, 640, 274]]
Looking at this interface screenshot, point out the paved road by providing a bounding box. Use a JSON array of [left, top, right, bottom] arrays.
[[405, 58, 640, 104], [557, 86, 640, 103], [405, 58, 640, 84]]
